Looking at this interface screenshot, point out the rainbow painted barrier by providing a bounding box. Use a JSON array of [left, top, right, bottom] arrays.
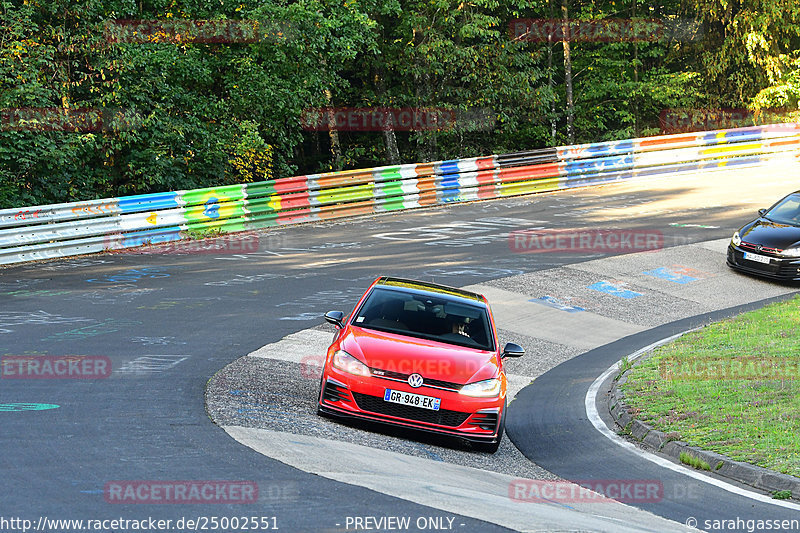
[[1, 123, 799, 265]]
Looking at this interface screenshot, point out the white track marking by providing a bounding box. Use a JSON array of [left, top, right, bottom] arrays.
[[586, 334, 800, 511]]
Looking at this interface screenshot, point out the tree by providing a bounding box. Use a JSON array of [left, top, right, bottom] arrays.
[[693, 0, 800, 106]]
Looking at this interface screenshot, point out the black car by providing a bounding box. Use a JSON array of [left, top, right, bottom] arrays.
[[727, 190, 800, 281]]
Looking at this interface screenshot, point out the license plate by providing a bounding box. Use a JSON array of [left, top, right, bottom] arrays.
[[743, 251, 771, 265], [384, 389, 441, 411]]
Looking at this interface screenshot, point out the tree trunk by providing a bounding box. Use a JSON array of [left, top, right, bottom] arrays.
[[375, 69, 401, 164], [561, 0, 575, 144], [413, 27, 436, 163], [323, 88, 343, 171], [632, 0, 640, 137], [548, 0, 557, 145], [382, 116, 401, 165]]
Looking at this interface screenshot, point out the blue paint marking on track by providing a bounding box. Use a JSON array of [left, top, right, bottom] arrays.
[[530, 296, 585, 313], [587, 281, 642, 299], [643, 267, 698, 284], [86, 267, 170, 284], [415, 443, 444, 462], [0, 403, 60, 411], [236, 401, 273, 416]]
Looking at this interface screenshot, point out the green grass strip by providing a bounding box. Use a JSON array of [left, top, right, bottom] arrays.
[[679, 451, 711, 471], [621, 295, 800, 478]]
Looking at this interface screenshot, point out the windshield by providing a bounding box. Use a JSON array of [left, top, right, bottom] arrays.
[[764, 194, 800, 226], [351, 287, 495, 351]]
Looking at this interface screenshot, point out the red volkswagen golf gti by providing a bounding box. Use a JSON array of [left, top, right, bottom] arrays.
[[317, 276, 524, 453]]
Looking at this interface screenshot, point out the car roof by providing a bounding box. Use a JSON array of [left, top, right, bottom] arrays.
[[375, 276, 486, 304]]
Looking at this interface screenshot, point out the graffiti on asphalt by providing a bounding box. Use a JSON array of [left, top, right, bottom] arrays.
[[0, 311, 94, 334], [86, 268, 170, 284], [42, 318, 142, 341]]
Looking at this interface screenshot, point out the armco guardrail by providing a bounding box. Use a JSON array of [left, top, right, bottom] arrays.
[[1, 123, 799, 265]]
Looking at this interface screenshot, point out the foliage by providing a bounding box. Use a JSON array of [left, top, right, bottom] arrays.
[[692, 0, 800, 105], [750, 58, 800, 116], [227, 120, 273, 183], [2, 0, 800, 208]]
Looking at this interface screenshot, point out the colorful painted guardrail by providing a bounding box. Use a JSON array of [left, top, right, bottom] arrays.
[[1, 123, 799, 265]]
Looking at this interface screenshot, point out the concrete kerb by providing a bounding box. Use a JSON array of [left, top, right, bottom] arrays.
[[608, 333, 800, 501]]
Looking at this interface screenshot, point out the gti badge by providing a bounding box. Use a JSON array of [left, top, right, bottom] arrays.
[[407, 373, 423, 388]]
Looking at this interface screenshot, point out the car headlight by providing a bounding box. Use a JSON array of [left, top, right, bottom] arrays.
[[731, 231, 741, 247], [332, 350, 371, 377], [459, 378, 501, 397], [781, 247, 800, 258]]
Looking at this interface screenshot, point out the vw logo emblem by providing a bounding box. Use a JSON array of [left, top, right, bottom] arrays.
[[756, 244, 763, 252], [407, 373, 424, 388]]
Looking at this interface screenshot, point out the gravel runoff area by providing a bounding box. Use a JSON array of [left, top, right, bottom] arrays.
[[205, 314, 584, 482]]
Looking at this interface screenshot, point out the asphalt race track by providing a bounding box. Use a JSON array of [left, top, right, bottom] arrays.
[[1, 163, 799, 532]]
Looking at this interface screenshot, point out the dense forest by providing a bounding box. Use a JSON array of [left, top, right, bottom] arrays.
[[1, 0, 799, 208]]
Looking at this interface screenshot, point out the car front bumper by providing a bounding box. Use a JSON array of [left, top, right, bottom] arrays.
[[727, 244, 800, 281], [318, 373, 504, 443]]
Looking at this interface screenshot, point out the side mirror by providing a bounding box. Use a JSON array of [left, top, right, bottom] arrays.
[[758, 208, 767, 217], [324, 311, 345, 328], [501, 342, 524, 358]]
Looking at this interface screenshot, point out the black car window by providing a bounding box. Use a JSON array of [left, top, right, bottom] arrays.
[[765, 195, 800, 225], [353, 287, 495, 351]]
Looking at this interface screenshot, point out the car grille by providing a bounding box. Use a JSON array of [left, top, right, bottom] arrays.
[[740, 241, 783, 256], [351, 392, 470, 427], [369, 368, 463, 391]]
